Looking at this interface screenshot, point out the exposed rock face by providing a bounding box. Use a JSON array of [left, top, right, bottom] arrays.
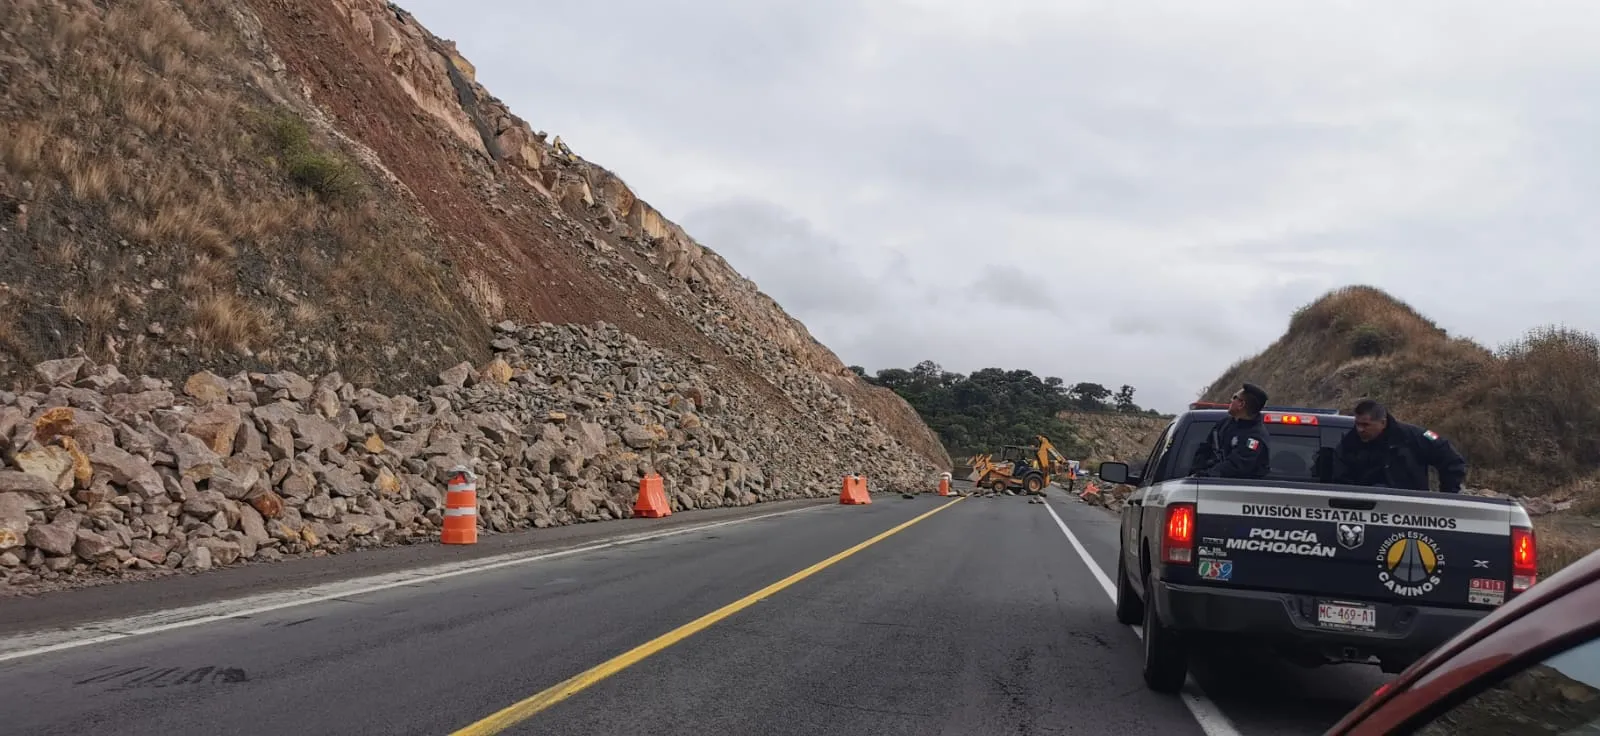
[[240, 0, 952, 471], [0, 324, 941, 591], [1055, 410, 1170, 467]]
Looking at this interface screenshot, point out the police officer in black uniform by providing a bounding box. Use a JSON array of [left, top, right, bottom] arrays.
[[1191, 382, 1272, 479], [1333, 399, 1468, 493]]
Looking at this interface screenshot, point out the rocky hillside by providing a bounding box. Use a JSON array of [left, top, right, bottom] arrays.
[[0, 0, 950, 589], [1056, 410, 1169, 468], [0, 0, 947, 471]]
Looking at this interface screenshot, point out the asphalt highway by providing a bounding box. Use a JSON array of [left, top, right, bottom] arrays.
[[0, 484, 1392, 735]]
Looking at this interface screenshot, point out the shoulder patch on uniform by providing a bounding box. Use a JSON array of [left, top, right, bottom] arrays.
[[1423, 430, 1439, 441], [1247, 438, 1260, 450]]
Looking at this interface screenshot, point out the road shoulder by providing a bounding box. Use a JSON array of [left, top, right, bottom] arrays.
[[0, 496, 836, 637]]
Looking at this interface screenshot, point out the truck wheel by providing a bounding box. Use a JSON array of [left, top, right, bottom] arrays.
[[1141, 571, 1188, 693], [1024, 474, 1044, 494], [1115, 554, 1143, 625], [991, 480, 1008, 493]]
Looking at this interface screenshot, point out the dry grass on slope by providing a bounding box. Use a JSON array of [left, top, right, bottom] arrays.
[[1203, 285, 1600, 492], [0, 0, 486, 392], [1431, 327, 1600, 486], [1205, 286, 1495, 412]]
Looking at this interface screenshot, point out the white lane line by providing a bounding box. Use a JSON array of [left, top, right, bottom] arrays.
[[0, 503, 836, 665], [1046, 502, 1117, 599], [1044, 501, 1244, 736]]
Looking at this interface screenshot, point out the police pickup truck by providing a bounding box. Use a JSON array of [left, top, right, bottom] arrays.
[[1098, 403, 1538, 694]]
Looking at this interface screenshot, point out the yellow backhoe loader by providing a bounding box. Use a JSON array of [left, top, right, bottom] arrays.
[[970, 435, 1073, 495]]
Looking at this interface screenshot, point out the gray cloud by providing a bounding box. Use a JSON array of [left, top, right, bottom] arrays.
[[678, 198, 895, 317], [401, 0, 1600, 413], [967, 265, 1056, 311]]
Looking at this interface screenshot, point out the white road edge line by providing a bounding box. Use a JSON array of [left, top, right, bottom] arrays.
[[0, 503, 837, 665], [1044, 500, 1244, 736]]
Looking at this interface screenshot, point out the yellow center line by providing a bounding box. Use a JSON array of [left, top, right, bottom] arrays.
[[449, 496, 966, 735]]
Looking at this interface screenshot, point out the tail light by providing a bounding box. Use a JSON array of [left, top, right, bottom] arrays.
[[1511, 526, 1538, 592], [1162, 503, 1196, 565]]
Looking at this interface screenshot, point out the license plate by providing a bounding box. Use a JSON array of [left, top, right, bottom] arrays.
[[1317, 601, 1377, 631]]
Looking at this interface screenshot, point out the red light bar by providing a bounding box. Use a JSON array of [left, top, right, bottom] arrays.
[[1263, 413, 1319, 425], [1190, 404, 1322, 425]]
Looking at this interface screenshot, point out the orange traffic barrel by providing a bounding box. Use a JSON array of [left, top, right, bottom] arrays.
[[442, 465, 478, 544]]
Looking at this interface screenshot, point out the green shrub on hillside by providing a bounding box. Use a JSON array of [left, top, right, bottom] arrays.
[[258, 110, 364, 203]]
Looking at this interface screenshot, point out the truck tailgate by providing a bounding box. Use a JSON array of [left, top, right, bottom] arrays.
[[1192, 482, 1514, 611]]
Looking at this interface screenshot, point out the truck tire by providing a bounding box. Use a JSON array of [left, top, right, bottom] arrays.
[[1141, 570, 1188, 693], [1024, 474, 1045, 494], [1114, 553, 1143, 625]]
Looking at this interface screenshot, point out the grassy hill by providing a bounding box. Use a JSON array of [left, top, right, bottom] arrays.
[[1201, 285, 1600, 574], [1202, 285, 1600, 491]]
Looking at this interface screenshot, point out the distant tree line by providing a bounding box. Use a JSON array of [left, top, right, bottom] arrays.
[[850, 361, 1159, 459]]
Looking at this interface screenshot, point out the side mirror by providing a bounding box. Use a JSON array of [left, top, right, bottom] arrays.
[[1098, 462, 1130, 485]]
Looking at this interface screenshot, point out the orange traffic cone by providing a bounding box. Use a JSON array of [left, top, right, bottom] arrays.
[[839, 474, 871, 505], [633, 473, 672, 518], [938, 473, 952, 496]]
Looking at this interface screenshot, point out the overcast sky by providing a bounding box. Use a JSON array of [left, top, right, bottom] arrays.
[[400, 0, 1600, 414]]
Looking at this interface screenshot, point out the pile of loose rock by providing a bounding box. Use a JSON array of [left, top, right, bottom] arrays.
[[1076, 481, 1135, 514], [0, 321, 942, 591]]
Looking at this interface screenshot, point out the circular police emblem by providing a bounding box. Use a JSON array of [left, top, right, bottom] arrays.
[[1376, 530, 1445, 597]]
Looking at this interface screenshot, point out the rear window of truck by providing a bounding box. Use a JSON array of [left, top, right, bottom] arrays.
[[1170, 419, 1346, 481]]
